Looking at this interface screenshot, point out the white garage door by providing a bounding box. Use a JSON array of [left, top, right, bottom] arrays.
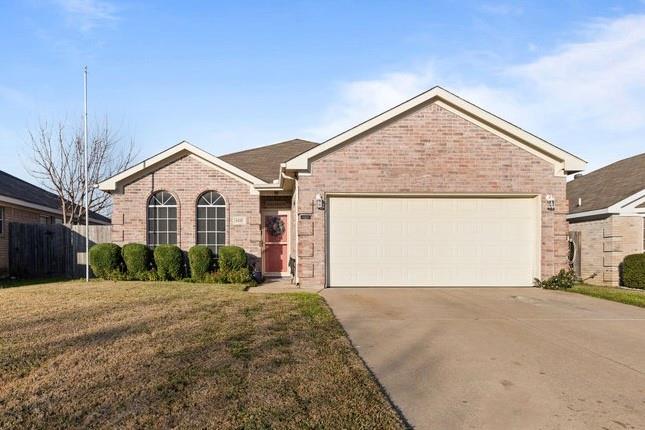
[[328, 196, 539, 287]]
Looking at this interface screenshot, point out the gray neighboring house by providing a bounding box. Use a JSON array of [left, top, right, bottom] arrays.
[[567, 153, 645, 286]]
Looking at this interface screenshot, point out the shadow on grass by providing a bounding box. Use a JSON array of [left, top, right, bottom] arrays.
[[0, 277, 71, 289]]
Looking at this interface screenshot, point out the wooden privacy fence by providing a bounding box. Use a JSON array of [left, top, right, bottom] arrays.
[[9, 223, 111, 278]]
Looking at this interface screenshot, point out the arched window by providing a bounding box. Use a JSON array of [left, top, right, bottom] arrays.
[[147, 191, 177, 246], [196, 191, 226, 255]]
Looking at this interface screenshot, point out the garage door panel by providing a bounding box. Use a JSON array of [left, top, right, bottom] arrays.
[[328, 196, 539, 287]]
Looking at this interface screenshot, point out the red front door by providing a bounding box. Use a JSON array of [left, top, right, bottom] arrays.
[[263, 212, 289, 275]]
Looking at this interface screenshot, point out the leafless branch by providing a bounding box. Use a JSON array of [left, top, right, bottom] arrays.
[[28, 118, 137, 225]]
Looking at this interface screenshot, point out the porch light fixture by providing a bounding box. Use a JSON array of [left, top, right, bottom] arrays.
[[314, 193, 325, 210], [545, 194, 556, 211]]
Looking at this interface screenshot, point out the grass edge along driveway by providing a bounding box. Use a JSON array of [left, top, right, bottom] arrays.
[[568, 283, 645, 308], [0, 280, 406, 429]]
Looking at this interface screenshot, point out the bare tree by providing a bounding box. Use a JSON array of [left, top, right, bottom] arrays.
[[28, 118, 137, 224]]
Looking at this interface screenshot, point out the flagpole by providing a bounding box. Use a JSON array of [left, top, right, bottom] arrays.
[[84, 66, 89, 282]]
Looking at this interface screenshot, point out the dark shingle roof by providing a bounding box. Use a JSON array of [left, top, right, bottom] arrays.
[[219, 139, 318, 182], [567, 152, 645, 214], [0, 170, 110, 223]]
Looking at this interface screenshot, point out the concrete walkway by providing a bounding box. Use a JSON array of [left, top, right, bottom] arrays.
[[322, 287, 645, 430], [248, 278, 321, 294]]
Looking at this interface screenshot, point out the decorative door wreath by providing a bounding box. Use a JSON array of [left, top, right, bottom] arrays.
[[265, 216, 286, 236]]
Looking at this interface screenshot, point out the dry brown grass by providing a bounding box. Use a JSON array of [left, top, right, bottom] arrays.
[[0, 281, 404, 429]]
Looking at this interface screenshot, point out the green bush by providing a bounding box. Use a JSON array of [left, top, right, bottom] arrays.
[[122, 243, 151, 277], [89, 243, 122, 279], [153, 245, 184, 280], [189, 245, 213, 280], [218, 246, 247, 271], [138, 269, 163, 282], [222, 267, 252, 284], [534, 269, 577, 290], [202, 271, 226, 284], [623, 253, 645, 289]]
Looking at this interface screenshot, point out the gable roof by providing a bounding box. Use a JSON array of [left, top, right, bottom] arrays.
[[285, 86, 586, 175], [0, 170, 111, 224], [98, 141, 269, 191], [220, 139, 318, 183], [567, 152, 645, 215]]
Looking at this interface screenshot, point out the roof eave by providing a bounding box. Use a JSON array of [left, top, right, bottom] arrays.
[[285, 86, 587, 175], [98, 141, 268, 192]]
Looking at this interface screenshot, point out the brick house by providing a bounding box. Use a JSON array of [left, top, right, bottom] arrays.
[[0, 170, 110, 275], [567, 153, 645, 286], [98, 87, 586, 288]]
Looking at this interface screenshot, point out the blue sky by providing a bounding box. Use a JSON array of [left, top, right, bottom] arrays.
[[1, 1, 645, 184]]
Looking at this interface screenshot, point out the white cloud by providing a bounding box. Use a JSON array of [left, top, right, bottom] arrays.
[[310, 14, 645, 171], [507, 15, 645, 129], [53, 0, 118, 31], [308, 66, 436, 140]]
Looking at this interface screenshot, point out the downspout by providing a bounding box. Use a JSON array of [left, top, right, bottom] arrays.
[[281, 170, 298, 285]]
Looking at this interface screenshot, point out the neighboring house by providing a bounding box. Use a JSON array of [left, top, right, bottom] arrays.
[[98, 87, 586, 288], [0, 170, 111, 275], [567, 153, 645, 286]]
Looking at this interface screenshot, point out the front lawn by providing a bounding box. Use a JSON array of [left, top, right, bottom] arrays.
[[0, 281, 404, 429], [568, 284, 645, 308]]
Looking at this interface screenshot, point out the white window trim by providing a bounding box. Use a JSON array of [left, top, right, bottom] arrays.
[[196, 192, 227, 254], [147, 192, 178, 246]]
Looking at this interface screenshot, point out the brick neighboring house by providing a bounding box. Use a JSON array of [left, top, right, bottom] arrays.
[[0, 170, 111, 276], [567, 153, 645, 286], [98, 87, 586, 288]]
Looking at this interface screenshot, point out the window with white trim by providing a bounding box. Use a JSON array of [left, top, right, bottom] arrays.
[[196, 191, 226, 255], [0, 207, 4, 235], [147, 191, 178, 246]]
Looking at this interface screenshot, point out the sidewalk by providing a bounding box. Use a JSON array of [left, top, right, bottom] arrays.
[[248, 277, 321, 294]]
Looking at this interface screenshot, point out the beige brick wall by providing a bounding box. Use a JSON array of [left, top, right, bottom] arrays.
[[296, 102, 569, 288], [111, 155, 261, 261], [570, 215, 644, 286], [0, 203, 54, 275]]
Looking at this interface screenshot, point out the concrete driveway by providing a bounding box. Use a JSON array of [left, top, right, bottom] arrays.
[[322, 288, 645, 430]]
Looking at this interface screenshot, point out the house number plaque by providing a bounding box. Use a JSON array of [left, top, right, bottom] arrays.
[[231, 215, 247, 225]]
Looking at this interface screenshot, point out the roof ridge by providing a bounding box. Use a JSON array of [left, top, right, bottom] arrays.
[[219, 138, 317, 158], [572, 152, 645, 182]]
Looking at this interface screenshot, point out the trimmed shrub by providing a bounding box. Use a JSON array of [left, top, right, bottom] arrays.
[[534, 269, 577, 290], [189, 245, 212, 281], [623, 253, 645, 289], [122, 243, 151, 277], [222, 267, 252, 284], [202, 271, 226, 284], [153, 245, 184, 280], [89, 243, 122, 279], [218, 246, 247, 272]]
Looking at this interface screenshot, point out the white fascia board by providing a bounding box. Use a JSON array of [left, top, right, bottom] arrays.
[[608, 188, 645, 212], [567, 208, 612, 220], [254, 184, 285, 191], [0, 194, 109, 224], [567, 189, 645, 219], [98, 141, 267, 191], [253, 163, 292, 192], [0, 194, 66, 216], [285, 86, 586, 174]]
